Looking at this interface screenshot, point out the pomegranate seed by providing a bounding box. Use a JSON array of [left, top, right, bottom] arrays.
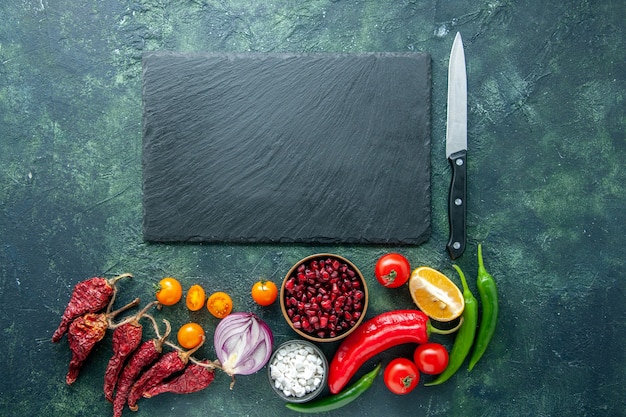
[[284, 256, 365, 338]]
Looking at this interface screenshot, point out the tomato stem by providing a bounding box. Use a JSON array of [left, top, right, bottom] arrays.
[[382, 269, 398, 284], [401, 375, 415, 389]]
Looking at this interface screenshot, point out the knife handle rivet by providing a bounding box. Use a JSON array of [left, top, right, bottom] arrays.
[[455, 158, 464, 166], [455, 198, 463, 206], [452, 242, 461, 250]]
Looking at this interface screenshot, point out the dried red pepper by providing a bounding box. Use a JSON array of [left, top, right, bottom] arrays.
[[103, 301, 159, 402], [52, 273, 132, 342], [327, 309, 460, 394], [142, 360, 216, 398], [127, 337, 205, 411], [66, 298, 140, 385], [113, 319, 171, 417]]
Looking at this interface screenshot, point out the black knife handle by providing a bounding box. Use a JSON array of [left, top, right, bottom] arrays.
[[446, 150, 467, 259]]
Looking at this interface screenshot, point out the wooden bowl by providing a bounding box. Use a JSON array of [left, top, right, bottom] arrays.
[[280, 253, 368, 343]]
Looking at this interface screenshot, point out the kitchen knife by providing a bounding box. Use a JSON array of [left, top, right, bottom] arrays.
[[446, 32, 467, 260]]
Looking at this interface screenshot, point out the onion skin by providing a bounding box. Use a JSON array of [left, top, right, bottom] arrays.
[[213, 312, 273, 376]]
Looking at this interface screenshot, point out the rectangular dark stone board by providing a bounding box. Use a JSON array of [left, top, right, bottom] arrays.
[[142, 52, 431, 244]]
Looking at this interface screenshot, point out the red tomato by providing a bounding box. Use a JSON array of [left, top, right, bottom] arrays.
[[383, 358, 419, 395], [413, 343, 449, 375], [375, 253, 411, 288]]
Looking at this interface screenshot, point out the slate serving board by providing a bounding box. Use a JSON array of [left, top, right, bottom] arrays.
[[142, 52, 431, 244]]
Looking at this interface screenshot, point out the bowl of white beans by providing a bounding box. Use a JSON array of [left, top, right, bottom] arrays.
[[267, 339, 328, 403]]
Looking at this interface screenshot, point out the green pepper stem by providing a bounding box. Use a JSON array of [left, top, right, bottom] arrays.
[[478, 243, 486, 273], [427, 317, 464, 335], [453, 264, 471, 294]]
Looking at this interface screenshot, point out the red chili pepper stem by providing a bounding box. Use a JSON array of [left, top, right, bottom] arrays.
[[108, 301, 159, 329], [108, 273, 133, 286], [427, 318, 464, 336], [107, 297, 141, 319], [164, 335, 206, 362], [104, 274, 134, 313], [154, 318, 172, 341], [189, 356, 222, 371]]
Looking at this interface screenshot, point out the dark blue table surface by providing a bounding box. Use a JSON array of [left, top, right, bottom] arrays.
[[1, 1, 624, 416]]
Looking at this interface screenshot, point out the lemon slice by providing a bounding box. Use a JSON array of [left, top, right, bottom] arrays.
[[408, 267, 464, 322]]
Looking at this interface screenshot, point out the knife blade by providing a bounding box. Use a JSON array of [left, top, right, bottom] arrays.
[[445, 32, 467, 260]]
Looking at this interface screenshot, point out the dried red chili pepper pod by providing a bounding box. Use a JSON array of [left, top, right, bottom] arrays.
[[65, 298, 139, 385], [142, 360, 216, 398], [103, 301, 159, 402], [52, 273, 132, 342], [112, 319, 171, 417], [127, 337, 205, 411]]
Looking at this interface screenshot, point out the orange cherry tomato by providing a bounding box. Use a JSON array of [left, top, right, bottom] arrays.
[[177, 322, 205, 349], [207, 291, 233, 318], [156, 277, 183, 306], [186, 284, 206, 311], [251, 280, 278, 306]]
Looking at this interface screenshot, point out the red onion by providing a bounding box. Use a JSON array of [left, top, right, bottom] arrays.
[[214, 312, 273, 377]]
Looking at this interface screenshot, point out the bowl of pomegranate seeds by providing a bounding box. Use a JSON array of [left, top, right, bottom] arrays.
[[280, 253, 368, 343]]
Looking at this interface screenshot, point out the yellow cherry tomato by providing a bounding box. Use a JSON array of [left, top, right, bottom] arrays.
[[251, 280, 278, 306], [156, 277, 183, 306], [207, 291, 233, 318], [186, 284, 206, 311], [177, 322, 205, 349]]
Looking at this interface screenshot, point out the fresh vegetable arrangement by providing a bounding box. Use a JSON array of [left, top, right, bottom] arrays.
[[425, 264, 477, 386], [52, 246, 499, 415], [327, 309, 461, 394]]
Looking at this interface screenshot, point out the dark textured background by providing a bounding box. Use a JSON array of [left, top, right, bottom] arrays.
[[1, 1, 625, 416]]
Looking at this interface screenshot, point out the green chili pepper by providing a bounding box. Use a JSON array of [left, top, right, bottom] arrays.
[[285, 363, 381, 414], [468, 243, 499, 371], [424, 264, 477, 386]]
